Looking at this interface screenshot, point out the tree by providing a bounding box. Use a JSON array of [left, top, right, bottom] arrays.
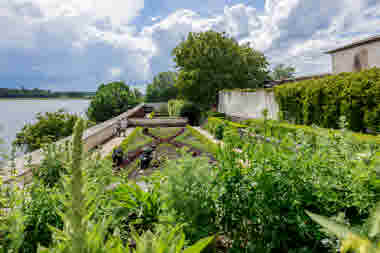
[[271, 64, 296, 80], [13, 109, 93, 152], [133, 88, 143, 101], [86, 81, 138, 123], [172, 31, 269, 108], [145, 71, 178, 102]]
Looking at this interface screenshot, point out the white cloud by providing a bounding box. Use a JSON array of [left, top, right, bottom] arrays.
[[109, 67, 122, 78], [135, 1, 380, 78], [1, 0, 380, 91], [11, 0, 144, 26], [151, 16, 161, 22]]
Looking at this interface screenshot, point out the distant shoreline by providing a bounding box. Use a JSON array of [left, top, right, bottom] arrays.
[[0, 97, 91, 100]]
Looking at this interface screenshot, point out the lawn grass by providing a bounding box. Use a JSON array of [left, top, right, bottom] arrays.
[[175, 126, 219, 155], [149, 127, 181, 139], [119, 127, 153, 153]]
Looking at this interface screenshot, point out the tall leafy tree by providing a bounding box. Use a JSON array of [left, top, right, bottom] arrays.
[[172, 31, 269, 108], [145, 71, 178, 102], [87, 81, 138, 123], [271, 64, 296, 80]]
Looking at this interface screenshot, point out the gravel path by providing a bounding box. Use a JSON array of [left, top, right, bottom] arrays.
[[99, 128, 135, 158], [191, 126, 223, 146]]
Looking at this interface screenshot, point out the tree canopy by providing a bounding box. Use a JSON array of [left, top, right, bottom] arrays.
[[145, 71, 178, 102], [172, 31, 269, 108], [86, 81, 138, 123], [13, 109, 93, 152], [271, 64, 296, 80]]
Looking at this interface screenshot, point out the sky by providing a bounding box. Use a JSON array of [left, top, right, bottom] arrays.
[[1, 0, 380, 91]]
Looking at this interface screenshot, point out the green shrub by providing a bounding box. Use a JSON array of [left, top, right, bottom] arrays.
[[203, 117, 247, 141], [274, 67, 380, 133], [184, 126, 219, 155], [168, 99, 186, 116], [110, 182, 162, 240], [214, 124, 224, 140], [205, 116, 380, 148], [13, 109, 93, 152], [21, 185, 63, 253], [37, 119, 213, 253], [214, 123, 380, 252], [34, 143, 70, 188], [207, 111, 226, 118], [242, 117, 380, 147], [158, 150, 219, 243], [0, 179, 26, 253], [179, 103, 202, 126]]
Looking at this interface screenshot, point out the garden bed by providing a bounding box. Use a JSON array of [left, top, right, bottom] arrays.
[[109, 126, 217, 179]]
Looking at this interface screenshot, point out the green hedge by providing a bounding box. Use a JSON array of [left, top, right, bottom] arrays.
[[185, 125, 220, 155], [168, 99, 186, 116], [204, 117, 380, 146], [274, 67, 380, 133]]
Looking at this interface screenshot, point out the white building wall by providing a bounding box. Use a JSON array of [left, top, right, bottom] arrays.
[[218, 90, 279, 120], [332, 40, 380, 73]]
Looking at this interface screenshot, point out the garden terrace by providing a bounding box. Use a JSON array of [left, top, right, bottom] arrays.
[[3, 103, 380, 253], [107, 126, 217, 180]]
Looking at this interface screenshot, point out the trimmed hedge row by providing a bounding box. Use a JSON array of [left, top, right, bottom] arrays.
[[274, 67, 380, 133], [204, 117, 380, 146], [185, 125, 220, 155]]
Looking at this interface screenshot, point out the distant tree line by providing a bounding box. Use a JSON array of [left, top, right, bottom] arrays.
[[0, 87, 95, 98]]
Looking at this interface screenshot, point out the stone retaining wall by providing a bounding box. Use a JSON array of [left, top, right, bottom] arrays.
[[2, 103, 146, 183]]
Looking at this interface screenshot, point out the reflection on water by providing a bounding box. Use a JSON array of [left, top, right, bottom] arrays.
[[0, 99, 90, 158]]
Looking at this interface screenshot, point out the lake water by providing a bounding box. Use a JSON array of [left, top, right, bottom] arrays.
[[0, 99, 90, 158]]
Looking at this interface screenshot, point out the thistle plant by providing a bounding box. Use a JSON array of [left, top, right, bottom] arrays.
[[71, 118, 86, 253]]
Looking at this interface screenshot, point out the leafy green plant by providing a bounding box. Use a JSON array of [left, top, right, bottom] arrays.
[[131, 225, 214, 253], [110, 182, 162, 240], [173, 30, 269, 108], [39, 119, 213, 253], [168, 99, 186, 117], [212, 119, 380, 252], [13, 109, 92, 152], [34, 142, 69, 188], [87, 81, 139, 123], [21, 184, 63, 253], [179, 103, 202, 126], [158, 150, 219, 243], [0, 180, 26, 253], [306, 202, 380, 253], [274, 67, 380, 133]]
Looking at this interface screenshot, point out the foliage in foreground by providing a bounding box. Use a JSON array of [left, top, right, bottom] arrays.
[[173, 30, 269, 108], [307, 202, 380, 253], [3, 113, 380, 252], [13, 109, 92, 152], [87, 81, 139, 123], [1, 119, 213, 252], [158, 150, 219, 242]]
